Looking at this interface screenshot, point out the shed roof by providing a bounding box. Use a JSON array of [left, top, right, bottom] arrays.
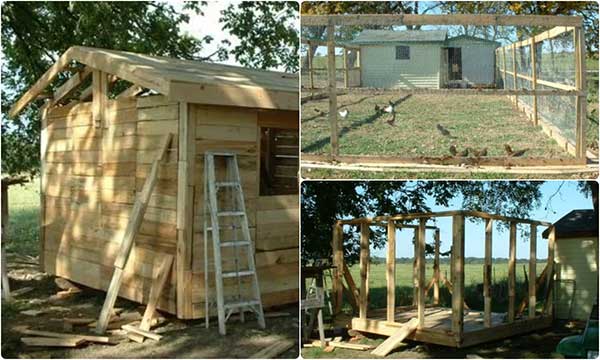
[[542, 209, 598, 239], [9, 46, 298, 117], [351, 29, 448, 44], [446, 34, 501, 45]]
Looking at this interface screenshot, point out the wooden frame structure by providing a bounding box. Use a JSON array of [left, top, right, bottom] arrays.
[[301, 38, 361, 89], [495, 26, 588, 159], [331, 210, 556, 348], [10, 46, 299, 321], [300, 14, 589, 168]]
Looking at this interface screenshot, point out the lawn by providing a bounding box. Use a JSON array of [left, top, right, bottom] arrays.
[[5, 178, 40, 257], [302, 93, 571, 158]]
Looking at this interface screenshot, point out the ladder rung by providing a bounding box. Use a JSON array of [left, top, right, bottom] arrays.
[[222, 270, 255, 278], [216, 181, 240, 187], [217, 211, 245, 217], [224, 300, 261, 309], [220, 241, 251, 247], [208, 152, 235, 157], [206, 225, 242, 231]]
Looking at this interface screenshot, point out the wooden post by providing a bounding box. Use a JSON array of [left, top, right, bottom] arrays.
[[546, 226, 556, 316], [483, 218, 493, 327], [529, 224, 537, 319], [433, 229, 440, 305], [327, 18, 339, 157], [177, 102, 194, 318], [343, 47, 349, 88], [386, 220, 396, 323], [451, 215, 465, 343], [417, 219, 426, 329], [92, 70, 108, 128], [359, 222, 370, 319], [508, 222, 517, 323], [575, 27, 587, 159], [1, 183, 10, 301], [530, 40, 538, 125], [502, 47, 507, 89], [332, 222, 343, 315], [307, 41, 314, 89], [412, 233, 418, 306], [512, 44, 518, 107]]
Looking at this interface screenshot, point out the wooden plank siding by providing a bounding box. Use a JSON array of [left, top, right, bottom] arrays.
[[188, 104, 299, 318], [42, 95, 179, 315]]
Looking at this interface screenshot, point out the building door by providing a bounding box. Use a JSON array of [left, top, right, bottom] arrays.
[[447, 47, 462, 81]]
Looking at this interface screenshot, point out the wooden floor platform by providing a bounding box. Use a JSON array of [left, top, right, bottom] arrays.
[[351, 306, 553, 348]]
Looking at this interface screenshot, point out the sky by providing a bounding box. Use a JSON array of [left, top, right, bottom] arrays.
[[174, 1, 242, 67], [366, 181, 593, 260]]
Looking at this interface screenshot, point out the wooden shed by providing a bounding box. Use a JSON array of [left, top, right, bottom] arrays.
[[9, 46, 299, 320], [543, 209, 598, 321]]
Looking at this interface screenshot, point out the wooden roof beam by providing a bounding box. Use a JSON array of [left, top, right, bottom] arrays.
[[48, 67, 93, 108], [8, 47, 76, 118], [301, 14, 583, 27]]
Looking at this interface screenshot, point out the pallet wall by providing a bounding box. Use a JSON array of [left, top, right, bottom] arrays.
[[189, 104, 299, 318], [42, 95, 179, 314]]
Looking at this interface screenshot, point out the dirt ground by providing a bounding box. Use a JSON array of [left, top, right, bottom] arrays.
[[301, 313, 583, 359], [1, 254, 299, 359]]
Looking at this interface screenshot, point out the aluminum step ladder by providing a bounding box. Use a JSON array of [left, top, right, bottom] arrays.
[[203, 151, 265, 335]]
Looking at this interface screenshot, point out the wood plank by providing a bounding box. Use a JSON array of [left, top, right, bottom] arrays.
[[9, 48, 75, 118], [21, 337, 85, 347], [417, 219, 426, 329], [530, 40, 538, 125], [19, 329, 110, 343], [95, 134, 173, 334], [359, 222, 370, 319], [122, 324, 162, 341], [546, 227, 556, 316], [327, 18, 338, 156], [343, 262, 360, 313], [511, 44, 518, 106], [484, 218, 492, 327], [117, 85, 144, 99], [508, 222, 517, 323], [433, 229, 440, 305], [371, 318, 418, 357], [529, 224, 537, 319], [92, 71, 108, 129], [249, 339, 295, 358], [49, 67, 93, 108], [301, 14, 583, 27], [451, 215, 464, 342], [386, 220, 396, 323], [129, 254, 173, 343], [332, 222, 343, 314]]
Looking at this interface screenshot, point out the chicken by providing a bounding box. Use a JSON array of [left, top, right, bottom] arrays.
[[449, 145, 458, 156], [436, 124, 451, 137], [338, 109, 349, 118], [386, 112, 396, 126], [504, 144, 514, 156], [473, 147, 488, 157], [458, 147, 469, 157], [374, 104, 381, 113], [384, 105, 394, 113], [511, 148, 529, 157]]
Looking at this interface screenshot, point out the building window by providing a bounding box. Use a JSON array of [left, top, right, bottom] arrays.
[[259, 127, 298, 196], [396, 45, 410, 60]]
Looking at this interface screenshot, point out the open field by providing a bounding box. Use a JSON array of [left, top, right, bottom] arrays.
[[302, 93, 572, 158], [345, 262, 547, 312]]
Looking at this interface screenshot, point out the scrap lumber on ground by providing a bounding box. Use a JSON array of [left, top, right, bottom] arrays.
[[21, 336, 85, 347], [371, 318, 418, 357], [122, 324, 162, 341], [18, 328, 111, 344], [250, 339, 295, 358]]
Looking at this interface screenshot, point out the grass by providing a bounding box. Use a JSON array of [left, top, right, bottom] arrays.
[[331, 261, 549, 314], [302, 93, 570, 158], [5, 178, 40, 257]]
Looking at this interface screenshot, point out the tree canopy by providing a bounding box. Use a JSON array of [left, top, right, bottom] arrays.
[[1, 1, 298, 178], [301, 181, 597, 264]]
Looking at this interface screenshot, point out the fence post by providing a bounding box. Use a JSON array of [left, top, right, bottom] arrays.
[[530, 39, 538, 125], [327, 18, 338, 158]]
